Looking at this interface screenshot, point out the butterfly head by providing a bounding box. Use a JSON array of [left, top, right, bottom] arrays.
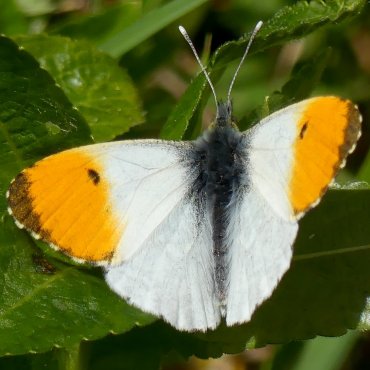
[[216, 100, 235, 128]]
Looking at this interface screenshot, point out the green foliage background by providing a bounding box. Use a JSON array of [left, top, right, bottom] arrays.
[[0, 0, 370, 369]]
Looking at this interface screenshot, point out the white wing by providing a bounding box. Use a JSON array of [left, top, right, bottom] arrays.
[[225, 97, 361, 325], [105, 195, 220, 331], [225, 188, 297, 325], [95, 141, 221, 331], [8, 139, 220, 331], [225, 100, 308, 325]]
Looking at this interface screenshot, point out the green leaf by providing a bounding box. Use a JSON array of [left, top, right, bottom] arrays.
[[240, 49, 331, 130], [0, 0, 368, 360], [83, 328, 163, 370], [0, 217, 155, 356], [0, 0, 28, 35], [16, 0, 55, 17], [0, 36, 154, 356], [0, 35, 91, 211], [287, 332, 359, 370], [267, 49, 331, 108], [98, 0, 209, 57], [51, 2, 141, 46], [162, 0, 366, 140], [358, 154, 370, 182], [212, 188, 370, 349], [159, 73, 208, 140], [0, 350, 59, 370], [15, 35, 144, 142], [213, 0, 366, 69]]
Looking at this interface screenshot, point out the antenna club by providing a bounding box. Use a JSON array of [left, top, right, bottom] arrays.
[[179, 24, 219, 111], [226, 20, 263, 103], [178, 25, 186, 35]]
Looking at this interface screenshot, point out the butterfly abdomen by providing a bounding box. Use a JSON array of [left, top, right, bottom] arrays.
[[194, 124, 246, 303]]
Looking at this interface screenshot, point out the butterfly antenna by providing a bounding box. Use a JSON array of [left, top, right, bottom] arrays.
[[179, 25, 218, 111], [227, 20, 263, 106]]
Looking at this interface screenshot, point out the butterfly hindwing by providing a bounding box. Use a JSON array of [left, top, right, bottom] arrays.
[[225, 187, 298, 325], [105, 192, 220, 331]]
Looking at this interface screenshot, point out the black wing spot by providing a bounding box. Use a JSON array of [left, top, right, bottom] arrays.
[[87, 169, 100, 185], [299, 122, 308, 139]]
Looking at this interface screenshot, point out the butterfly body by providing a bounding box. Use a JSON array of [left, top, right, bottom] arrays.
[[193, 102, 246, 303]]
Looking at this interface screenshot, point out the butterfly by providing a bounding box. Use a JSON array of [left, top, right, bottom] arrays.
[[6, 22, 362, 331]]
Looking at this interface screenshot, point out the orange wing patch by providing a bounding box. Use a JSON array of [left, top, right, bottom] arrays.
[[289, 97, 361, 216], [7, 149, 123, 264]]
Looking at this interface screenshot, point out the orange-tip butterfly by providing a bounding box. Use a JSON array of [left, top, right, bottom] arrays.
[[7, 22, 362, 331]]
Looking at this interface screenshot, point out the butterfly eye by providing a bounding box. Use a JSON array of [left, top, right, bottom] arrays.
[[227, 102, 232, 116]]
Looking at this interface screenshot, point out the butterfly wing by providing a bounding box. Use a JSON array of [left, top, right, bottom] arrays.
[[105, 191, 220, 331], [225, 97, 361, 325], [7, 140, 220, 330]]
